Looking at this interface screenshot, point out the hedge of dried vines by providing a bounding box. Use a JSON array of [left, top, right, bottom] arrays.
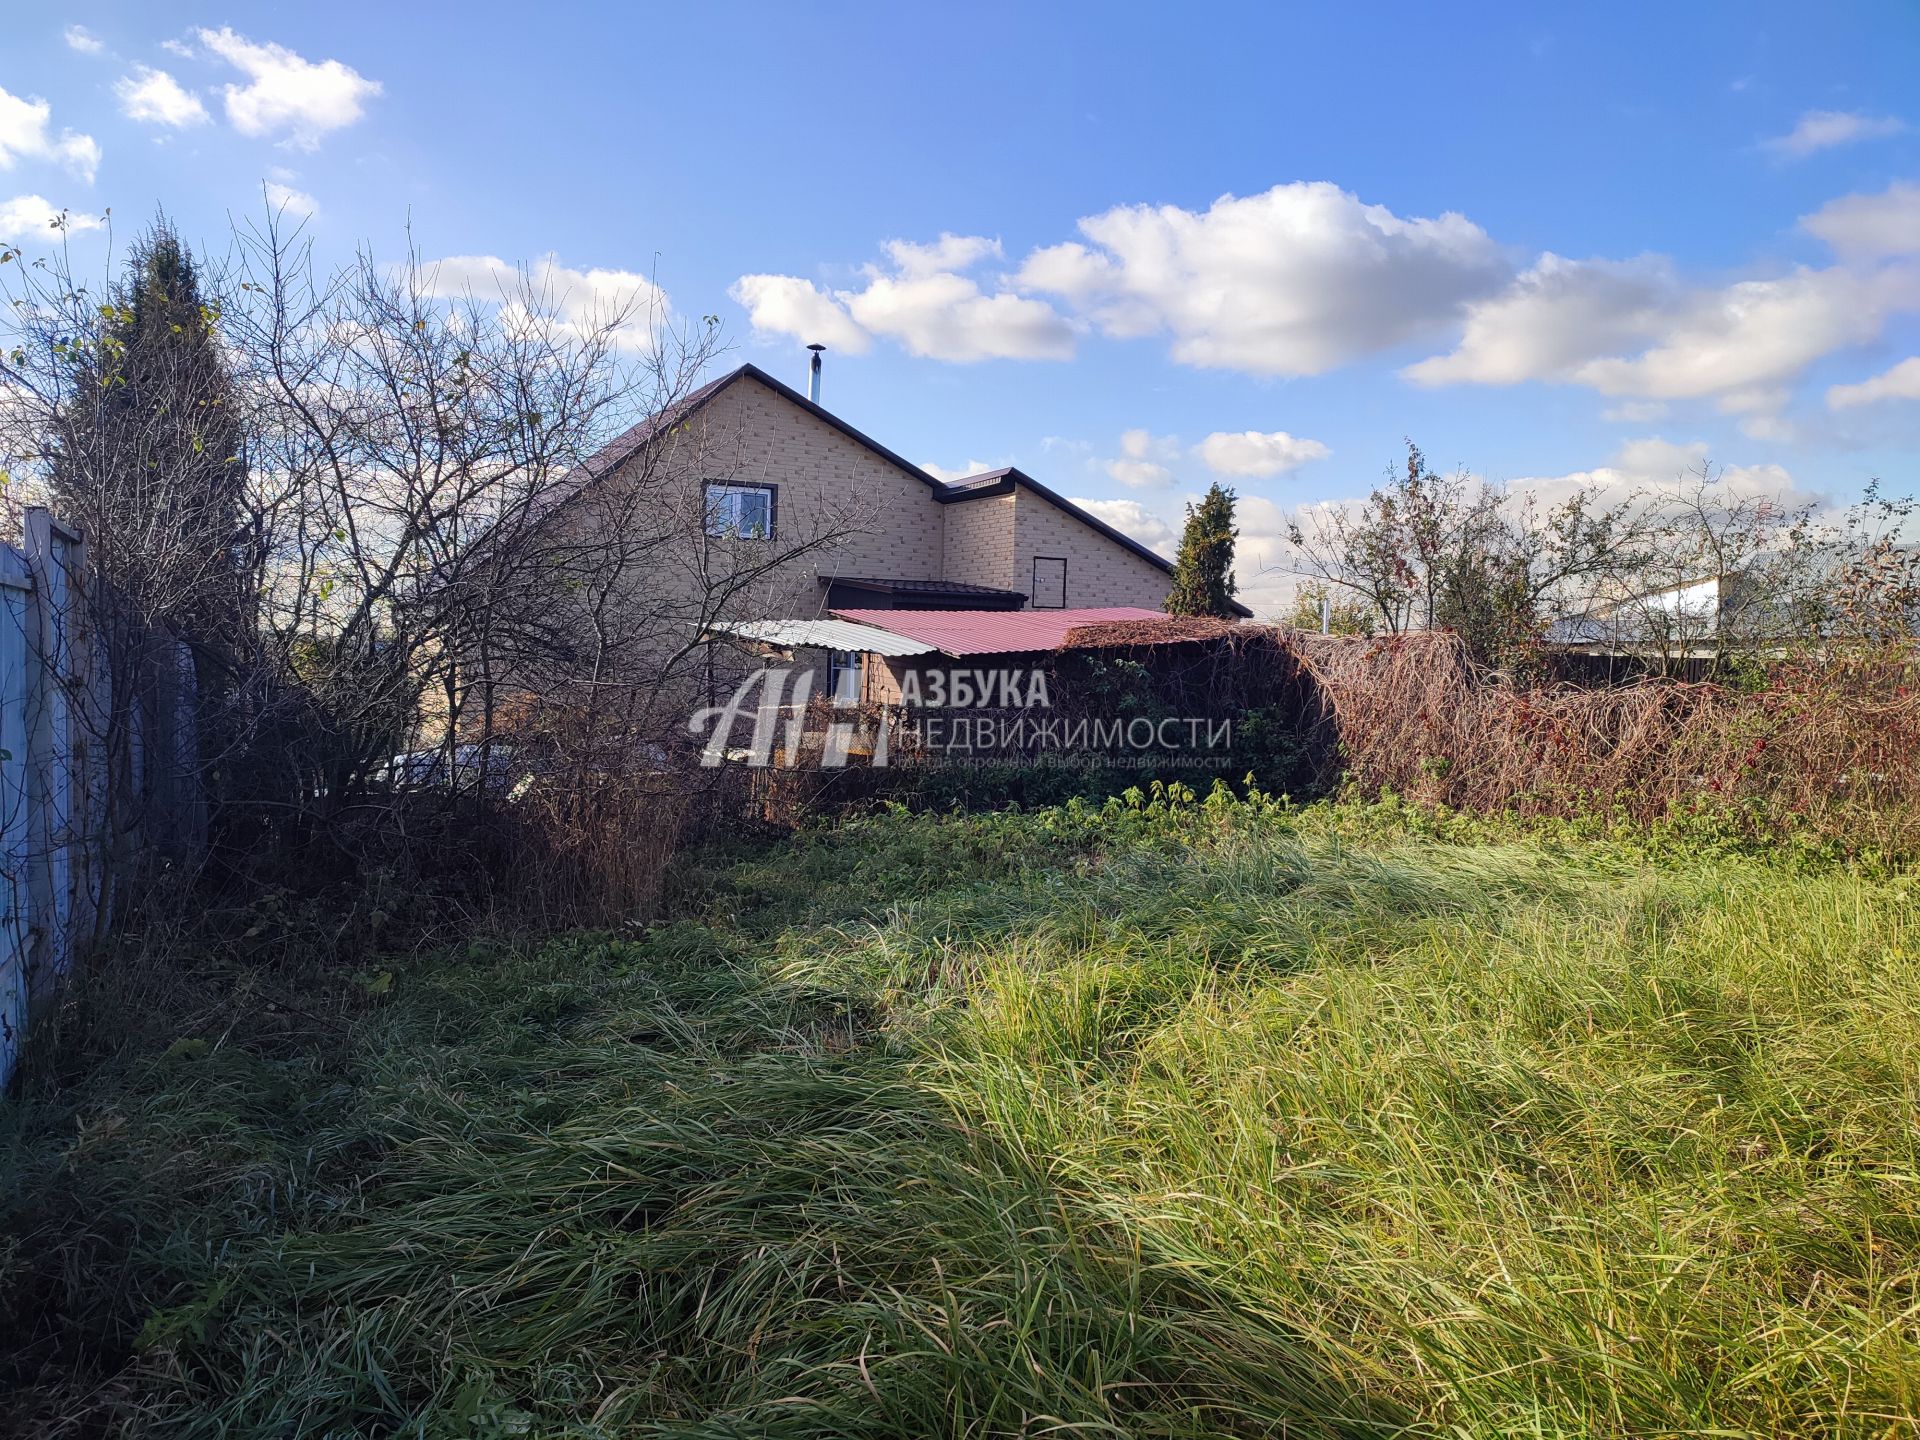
[[1292, 630, 1920, 857]]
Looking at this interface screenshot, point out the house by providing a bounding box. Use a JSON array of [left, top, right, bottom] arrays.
[[543, 353, 1246, 704]]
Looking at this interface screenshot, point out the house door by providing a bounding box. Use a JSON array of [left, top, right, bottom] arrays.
[[1031, 556, 1067, 609]]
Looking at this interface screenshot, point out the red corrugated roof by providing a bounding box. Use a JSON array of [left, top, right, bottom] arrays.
[[830, 606, 1168, 657]]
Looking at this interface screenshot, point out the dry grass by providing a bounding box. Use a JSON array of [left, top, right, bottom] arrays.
[[1295, 631, 1920, 858]]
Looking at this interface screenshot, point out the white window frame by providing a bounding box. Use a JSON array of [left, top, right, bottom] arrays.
[[704, 481, 777, 540], [827, 649, 864, 705]]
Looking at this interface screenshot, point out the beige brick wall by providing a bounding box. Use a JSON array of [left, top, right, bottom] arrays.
[[588, 373, 1173, 634], [667, 379, 948, 620], [1007, 488, 1173, 611], [938, 491, 1016, 590]]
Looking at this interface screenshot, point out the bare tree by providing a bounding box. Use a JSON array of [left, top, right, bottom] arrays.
[[1, 206, 875, 913], [1286, 442, 1648, 668]]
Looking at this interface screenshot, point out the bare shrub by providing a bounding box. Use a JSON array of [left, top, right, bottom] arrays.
[[1296, 630, 1920, 856]]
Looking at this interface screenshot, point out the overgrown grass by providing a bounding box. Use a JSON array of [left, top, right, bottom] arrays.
[[5, 790, 1919, 1436]]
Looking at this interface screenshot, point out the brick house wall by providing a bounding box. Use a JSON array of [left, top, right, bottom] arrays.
[[1006, 488, 1173, 612]]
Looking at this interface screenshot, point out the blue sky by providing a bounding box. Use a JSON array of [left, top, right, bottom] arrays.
[[5, 2, 1918, 611]]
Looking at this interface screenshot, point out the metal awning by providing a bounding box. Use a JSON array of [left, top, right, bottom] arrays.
[[702, 618, 937, 657]]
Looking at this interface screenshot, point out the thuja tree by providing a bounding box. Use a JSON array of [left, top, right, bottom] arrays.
[[49, 219, 255, 647], [1165, 482, 1240, 618]]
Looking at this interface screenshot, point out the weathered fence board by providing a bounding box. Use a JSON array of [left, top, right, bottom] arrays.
[[0, 509, 200, 1089]]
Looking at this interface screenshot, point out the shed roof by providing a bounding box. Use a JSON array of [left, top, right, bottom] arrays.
[[830, 606, 1172, 657], [704, 617, 936, 657]]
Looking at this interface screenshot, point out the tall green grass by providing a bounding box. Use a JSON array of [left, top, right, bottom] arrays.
[[4, 791, 1918, 1435]]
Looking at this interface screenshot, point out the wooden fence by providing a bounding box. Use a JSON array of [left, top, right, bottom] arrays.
[[0, 508, 201, 1089]]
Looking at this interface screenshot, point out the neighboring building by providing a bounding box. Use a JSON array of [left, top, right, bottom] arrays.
[[531, 355, 1245, 706], [598, 359, 1219, 618]]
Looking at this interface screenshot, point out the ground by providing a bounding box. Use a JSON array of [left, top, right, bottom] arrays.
[[4, 790, 1919, 1437]]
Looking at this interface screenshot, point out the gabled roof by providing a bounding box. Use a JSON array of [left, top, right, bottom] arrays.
[[559, 366, 1245, 606], [942, 467, 1255, 619], [832, 606, 1173, 657]]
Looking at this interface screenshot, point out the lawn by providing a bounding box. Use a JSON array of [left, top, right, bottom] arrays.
[[5, 789, 1919, 1437]]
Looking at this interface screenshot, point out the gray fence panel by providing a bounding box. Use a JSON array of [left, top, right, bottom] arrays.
[[0, 508, 201, 1089]]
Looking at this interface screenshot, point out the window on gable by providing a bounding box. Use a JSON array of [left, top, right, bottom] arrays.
[[704, 482, 777, 540]]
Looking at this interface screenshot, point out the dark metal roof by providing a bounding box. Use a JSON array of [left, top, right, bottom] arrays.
[[821, 576, 1028, 599]]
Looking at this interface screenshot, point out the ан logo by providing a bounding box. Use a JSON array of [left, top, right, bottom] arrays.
[[689, 666, 887, 770]]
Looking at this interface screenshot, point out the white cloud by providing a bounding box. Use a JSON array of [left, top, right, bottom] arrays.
[[1015, 181, 1508, 376], [1513, 436, 1816, 514], [1104, 427, 1178, 487], [845, 270, 1074, 362], [733, 233, 1075, 363], [1227, 494, 1308, 618], [1070, 497, 1178, 557], [1404, 254, 1679, 387], [1571, 265, 1915, 402], [1410, 247, 1920, 424], [1195, 428, 1329, 478], [1828, 356, 1920, 410], [0, 86, 101, 183], [263, 180, 318, 217], [1763, 109, 1905, 160], [419, 254, 670, 352], [115, 66, 209, 128], [196, 27, 380, 149], [63, 25, 104, 55], [0, 194, 104, 238], [160, 37, 196, 59], [1800, 181, 1920, 262], [728, 274, 871, 354], [883, 233, 1001, 278]]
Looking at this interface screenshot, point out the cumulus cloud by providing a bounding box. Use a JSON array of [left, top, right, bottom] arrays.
[[419, 254, 670, 352], [1069, 497, 1178, 557], [1103, 427, 1178, 488], [196, 27, 380, 149], [1571, 265, 1914, 403], [732, 233, 1074, 363], [263, 180, 318, 217], [1016, 181, 1508, 376], [1800, 181, 1920, 262], [728, 274, 871, 354], [845, 270, 1074, 362], [1763, 109, 1905, 160], [0, 194, 104, 238], [0, 86, 101, 183], [1404, 254, 1679, 386], [1410, 241, 1920, 428], [1195, 428, 1330, 477], [1828, 356, 1920, 410], [1511, 436, 1817, 515], [115, 66, 209, 128], [63, 25, 104, 55]]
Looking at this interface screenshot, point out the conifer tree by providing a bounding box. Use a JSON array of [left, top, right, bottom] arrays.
[[1164, 482, 1239, 617]]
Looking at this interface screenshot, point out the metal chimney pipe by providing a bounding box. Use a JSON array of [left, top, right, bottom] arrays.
[[806, 343, 825, 404]]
